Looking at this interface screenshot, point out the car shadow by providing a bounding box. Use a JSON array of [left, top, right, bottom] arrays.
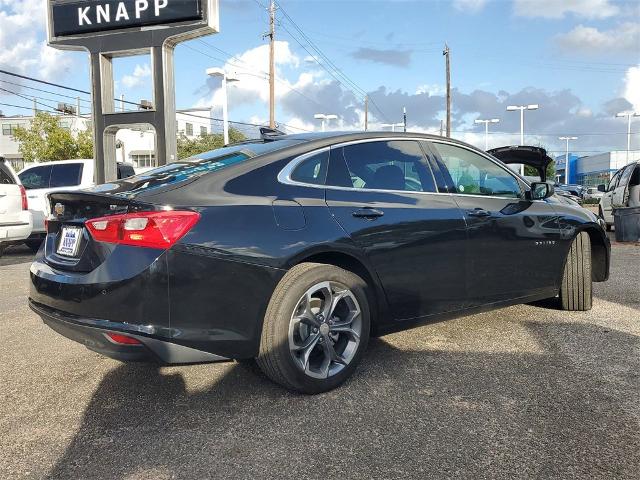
[[45, 320, 640, 479]]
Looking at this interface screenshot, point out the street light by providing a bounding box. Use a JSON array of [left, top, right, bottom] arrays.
[[314, 113, 338, 132], [507, 104, 539, 174], [474, 118, 500, 150], [381, 122, 404, 132], [206, 67, 239, 145], [559, 136, 578, 183], [615, 111, 640, 163]]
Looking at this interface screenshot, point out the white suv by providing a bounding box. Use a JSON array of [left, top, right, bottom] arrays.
[[598, 161, 640, 230], [0, 158, 32, 256], [18, 160, 136, 250]]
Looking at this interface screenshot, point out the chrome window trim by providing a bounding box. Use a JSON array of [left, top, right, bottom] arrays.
[[277, 136, 538, 201]]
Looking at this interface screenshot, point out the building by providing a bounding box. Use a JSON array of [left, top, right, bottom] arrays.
[[0, 107, 215, 171], [555, 150, 640, 186], [0, 114, 90, 171]]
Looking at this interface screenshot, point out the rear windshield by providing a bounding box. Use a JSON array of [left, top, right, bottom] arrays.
[[93, 139, 301, 198]]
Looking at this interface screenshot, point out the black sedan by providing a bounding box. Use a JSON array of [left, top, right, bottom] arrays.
[[29, 131, 610, 393]]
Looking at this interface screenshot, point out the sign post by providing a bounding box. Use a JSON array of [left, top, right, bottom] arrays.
[[46, 0, 219, 183]]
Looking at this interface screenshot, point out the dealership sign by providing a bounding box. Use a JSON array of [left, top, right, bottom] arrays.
[[46, 0, 218, 184], [51, 0, 204, 37]]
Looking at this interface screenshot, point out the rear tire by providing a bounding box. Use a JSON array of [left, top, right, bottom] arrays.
[[257, 263, 370, 394], [559, 231, 592, 311]]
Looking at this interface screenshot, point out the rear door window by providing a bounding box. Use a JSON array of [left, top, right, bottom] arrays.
[[19, 165, 52, 190], [50, 163, 83, 188], [328, 140, 437, 193]]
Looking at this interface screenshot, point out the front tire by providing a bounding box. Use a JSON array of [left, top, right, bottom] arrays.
[[559, 231, 592, 311], [257, 263, 371, 394]]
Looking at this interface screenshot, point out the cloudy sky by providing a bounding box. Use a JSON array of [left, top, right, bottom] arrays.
[[0, 0, 638, 156]]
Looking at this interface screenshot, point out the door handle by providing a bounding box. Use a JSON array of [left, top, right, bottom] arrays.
[[352, 207, 384, 219], [467, 208, 491, 217]]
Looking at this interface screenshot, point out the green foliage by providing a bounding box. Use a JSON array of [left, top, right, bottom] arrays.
[[524, 160, 556, 180], [11, 112, 94, 162], [177, 128, 246, 160]]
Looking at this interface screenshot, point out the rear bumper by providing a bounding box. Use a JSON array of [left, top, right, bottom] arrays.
[[30, 300, 231, 364], [0, 211, 32, 243]]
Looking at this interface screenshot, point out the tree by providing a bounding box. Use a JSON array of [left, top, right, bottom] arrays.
[[177, 128, 246, 159], [11, 112, 94, 162]]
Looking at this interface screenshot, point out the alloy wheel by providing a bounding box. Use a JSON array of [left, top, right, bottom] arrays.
[[288, 281, 362, 379]]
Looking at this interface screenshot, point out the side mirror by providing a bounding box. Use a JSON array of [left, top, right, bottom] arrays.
[[597, 184, 606, 193], [527, 182, 554, 200]]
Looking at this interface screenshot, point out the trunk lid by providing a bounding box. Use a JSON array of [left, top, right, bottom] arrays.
[[488, 146, 554, 182], [44, 191, 152, 272]]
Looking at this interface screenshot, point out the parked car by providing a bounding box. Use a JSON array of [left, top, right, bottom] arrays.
[[0, 157, 32, 256], [598, 160, 640, 230], [583, 187, 604, 202], [18, 160, 136, 251], [29, 132, 610, 394]]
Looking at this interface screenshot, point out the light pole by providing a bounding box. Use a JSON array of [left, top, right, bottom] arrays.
[[381, 122, 404, 132], [559, 136, 578, 183], [507, 104, 539, 174], [474, 118, 500, 150], [206, 68, 239, 145], [615, 111, 640, 163], [314, 114, 338, 132]]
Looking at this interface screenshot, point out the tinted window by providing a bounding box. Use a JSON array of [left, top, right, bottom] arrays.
[[290, 150, 329, 185], [0, 163, 15, 184], [432, 143, 521, 198], [329, 140, 436, 192], [19, 165, 52, 190], [50, 163, 83, 188]]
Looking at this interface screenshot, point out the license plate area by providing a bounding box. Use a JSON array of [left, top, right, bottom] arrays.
[[57, 226, 83, 257]]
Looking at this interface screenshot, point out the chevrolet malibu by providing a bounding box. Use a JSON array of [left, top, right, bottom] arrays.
[[29, 131, 610, 394]]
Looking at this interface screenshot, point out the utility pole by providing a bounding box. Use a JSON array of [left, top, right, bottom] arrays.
[[443, 43, 451, 138], [403, 106, 407, 132], [364, 95, 368, 131], [32, 98, 37, 116], [268, 0, 276, 129], [440, 119, 444, 137]]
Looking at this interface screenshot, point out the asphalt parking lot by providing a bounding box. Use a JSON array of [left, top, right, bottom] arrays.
[[1, 242, 638, 479]]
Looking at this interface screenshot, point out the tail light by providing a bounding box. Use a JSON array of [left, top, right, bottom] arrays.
[[19, 185, 28, 211], [85, 210, 200, 249]]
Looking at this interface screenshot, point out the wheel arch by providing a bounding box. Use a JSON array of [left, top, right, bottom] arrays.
[[289, 249, 390, 334], [580, 226, 609, 282]]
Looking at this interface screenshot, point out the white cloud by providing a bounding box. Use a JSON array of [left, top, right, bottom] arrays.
[[453, 0, 488, 13], [416, 84, 445, 96], [623, 65, 640, 112], [555, 23, 640, 53], [513, 0, 620, 19], [198, 41, 319, 111], [121, 64, 152, 89], [0, 0, 73, 87]]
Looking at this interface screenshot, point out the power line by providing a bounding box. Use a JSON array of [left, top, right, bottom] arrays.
[[0, 69, 91, 96], [274, 2, 391, 123], [0, 79, 92, 104]]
